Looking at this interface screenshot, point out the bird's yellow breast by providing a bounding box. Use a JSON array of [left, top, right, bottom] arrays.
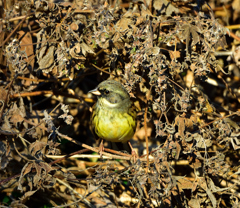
[[93, 107, 135, 143]]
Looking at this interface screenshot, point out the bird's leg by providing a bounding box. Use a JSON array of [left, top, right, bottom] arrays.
[[99, 139, 104, 157], [128, 141, 138, 162]]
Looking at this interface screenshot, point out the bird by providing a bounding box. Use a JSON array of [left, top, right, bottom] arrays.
[[90, 80, 137, 157]]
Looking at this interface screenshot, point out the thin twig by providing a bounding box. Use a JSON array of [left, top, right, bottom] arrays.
[[56, 178, 94, 208], [144, 86, 152, 173], [0, 13, 31, 48]]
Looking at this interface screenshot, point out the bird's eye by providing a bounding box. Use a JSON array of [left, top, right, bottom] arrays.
[[105, 90, 110, 94]]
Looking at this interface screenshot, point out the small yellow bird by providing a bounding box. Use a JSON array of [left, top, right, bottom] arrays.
[[90, 80, 137, 156]]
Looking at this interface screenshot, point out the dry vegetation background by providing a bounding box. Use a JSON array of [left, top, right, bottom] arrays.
[[0, 0, 240, 207]]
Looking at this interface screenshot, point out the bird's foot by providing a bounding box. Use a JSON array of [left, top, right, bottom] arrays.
[[98, 139, 104, 158], [128, 141, 138, 163]]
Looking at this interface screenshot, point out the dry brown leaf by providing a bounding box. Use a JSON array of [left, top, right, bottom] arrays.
[[18, 31, 35, 71]]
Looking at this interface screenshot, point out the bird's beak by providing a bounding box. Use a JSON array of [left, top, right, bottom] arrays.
[[89, 88, 101, 96]]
